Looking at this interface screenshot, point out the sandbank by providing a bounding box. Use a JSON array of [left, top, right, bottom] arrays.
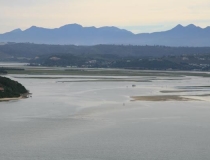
[[131, 95, 197, 101]]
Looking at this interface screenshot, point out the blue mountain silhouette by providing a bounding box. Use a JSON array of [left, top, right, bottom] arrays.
[[0, 24, 209, 46]]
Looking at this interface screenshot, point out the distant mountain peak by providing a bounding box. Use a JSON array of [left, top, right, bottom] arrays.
[[59, 23, 83, 29], [170, 24, 202, 32], [187, 24, 196, 28], [24, 26, 41, 32], [10, 28, 22, 33], [1, 23, 210, 46], [170, 24, 183, 30], [29, 26, 38, 29], [174, 24, 184, 28], [186, 24, 201, 30]]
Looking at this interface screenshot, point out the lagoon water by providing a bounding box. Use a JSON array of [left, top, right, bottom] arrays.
[[1, 73, 210, 160]]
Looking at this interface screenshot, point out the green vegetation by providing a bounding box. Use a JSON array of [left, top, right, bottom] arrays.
[[1, 43, 210, 59], [0, 76, 28, 98], [28, 53, 210, 71], [1, 43, 210, 71]]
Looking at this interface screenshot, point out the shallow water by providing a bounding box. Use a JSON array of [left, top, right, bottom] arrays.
[[1, 73, 210, 160]]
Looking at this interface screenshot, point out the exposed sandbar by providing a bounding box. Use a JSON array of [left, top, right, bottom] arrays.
[[0, 93, 31, 102], [131, 95, 197, 101]]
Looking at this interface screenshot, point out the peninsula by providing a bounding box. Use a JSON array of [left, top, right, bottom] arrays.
[[0, 76, 28, 101]]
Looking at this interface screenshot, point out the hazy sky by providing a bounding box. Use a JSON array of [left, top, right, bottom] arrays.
[[1, 0, 210, 33]]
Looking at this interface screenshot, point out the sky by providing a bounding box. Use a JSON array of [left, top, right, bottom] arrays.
[[1, 0, 210, 33]]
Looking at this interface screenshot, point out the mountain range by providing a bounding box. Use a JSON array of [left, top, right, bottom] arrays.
[[0, 24, 210, 46]]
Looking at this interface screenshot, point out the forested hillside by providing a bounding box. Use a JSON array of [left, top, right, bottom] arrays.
[[1, 43, 210, 71], [0, 76, 27, 98], [1, 43, 210, 59]]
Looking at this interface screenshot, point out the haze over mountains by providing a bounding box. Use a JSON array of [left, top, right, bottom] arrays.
[[0, 24, 210, 46]]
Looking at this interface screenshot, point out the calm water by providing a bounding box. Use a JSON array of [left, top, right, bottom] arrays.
[[1, 74, 210, 160]]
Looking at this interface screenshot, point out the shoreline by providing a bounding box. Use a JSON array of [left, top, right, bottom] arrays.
[[0, 92, 31, 102]]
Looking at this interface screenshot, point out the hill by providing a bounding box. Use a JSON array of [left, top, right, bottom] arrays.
[[0, 76, 28, 99], [1, 43, 210, 60]]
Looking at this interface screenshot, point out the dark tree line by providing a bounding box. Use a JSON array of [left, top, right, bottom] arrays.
[[0, 76, 27, 98]]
